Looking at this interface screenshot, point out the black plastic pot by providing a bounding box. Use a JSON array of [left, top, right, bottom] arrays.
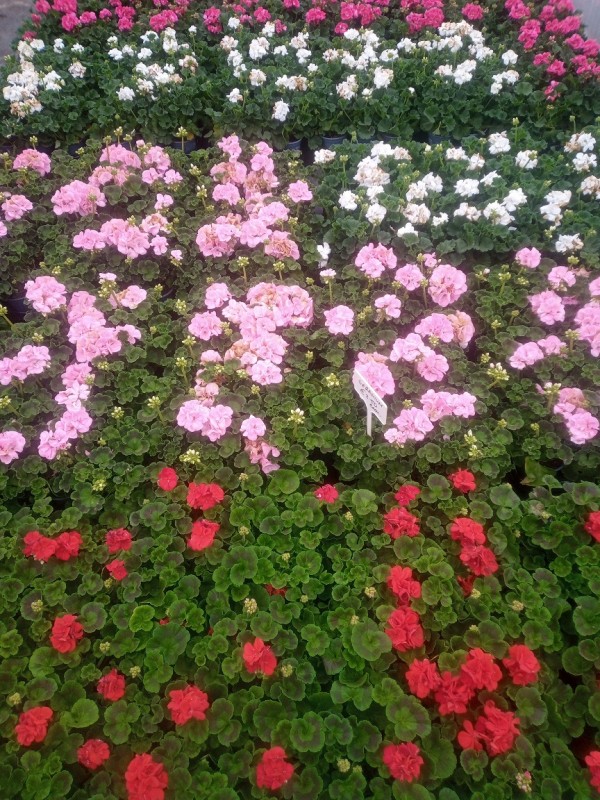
[[3, 295, 28, 322], [67, 140, 87, 157], [170, 138, 198, 155], [322, 135, 346, 147]]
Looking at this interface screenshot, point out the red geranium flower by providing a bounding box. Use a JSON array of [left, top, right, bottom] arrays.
[[459, 544, 498, 576], [157, 467, 178, 491], [189, 520, 220, 551], [124, 753, 168, 800], [15, 706, 53, 746], [434, 672, 474, 715], [256, 747, 294, 790], [383, 507, 420, 539], [394, 485, 421, 506], [97, 669, 126, 702], [449, 469, 476, 493], [50, 614, 84, 654], [105, 528, 132, 554], [460, 648, 502, 692], [584, 511, 600, 542], [405, 658, 441, 699], [265, 584, 287, 596], [313, 484, 339, 503], [243, 638, 277, 676], [474, 701, 520, 756], [457, 575, 476, 597], [385, 607, 424, 652], [106, 559, 127, 581], [167, 685, 210, 725], [186, 482, 224, 510], [585, 751, 600, 792], [457, 720, 485, 752], [502, 644, 541, 686], [78, 739, 110, 769], [54, 531, 82, 561], [382, 742, 423, 783], [23, 531, 56, 563], [450, 517, 486, 546], [387, 566, 421, 605]]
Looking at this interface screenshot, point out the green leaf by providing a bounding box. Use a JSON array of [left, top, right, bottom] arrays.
[[268, 470, 300, 495], [69, 699, 99, 728], [290, 712, 325, 752], [351, 621, 392, 662]]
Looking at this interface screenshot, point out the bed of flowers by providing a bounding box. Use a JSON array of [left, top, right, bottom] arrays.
[[1, 1, 600, 799], [1, 0, 600, 146]]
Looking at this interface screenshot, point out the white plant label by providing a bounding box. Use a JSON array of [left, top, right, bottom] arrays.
[[352, 369, 388, 436]]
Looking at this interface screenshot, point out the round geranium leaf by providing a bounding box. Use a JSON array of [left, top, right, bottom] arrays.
[[290, 711, 325, 752], [351, 621, 392, 662]]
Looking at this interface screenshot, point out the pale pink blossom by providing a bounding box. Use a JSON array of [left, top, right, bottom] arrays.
[[428, 265, 467, 307], [355, 243, 397, 279], [324, 305, 354, 335], [417, 353, 449, 382], [415, 313, 454, 343], [205, 283, 232, 310], [13, 149, 51, 176], [529, 290, 565, 324], [562, 409, 599, 444], [355, 353, 395, 397], [189, 312, 222, 342], [248, 360, 283, 385], [394, 264, 424, 291], [288, 181, 313, 202], [374, 295, 402, 319], [509, 342, 545, 369], [548, 266, 576, 290], [0, 430, 26, 464], [2, 194, 33, 221], [240, 415, 266, 441], [25, 276, 67, 314], [515, 247, 541, 268]]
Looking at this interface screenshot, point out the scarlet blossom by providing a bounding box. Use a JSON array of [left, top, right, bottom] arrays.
[[78, 739, 110, 769], [434, 672, 474, 715], [457, 720, 484, 752], [23, 531, 56, 562], [105, 528, 132, 553], [15, 706, 53, 746], [584, 511, 600, 542], [186, 482, 225, 510], [457, 575, 476, 597], [585, 751, 600, 792], [405, 658, 441, 699], [387, 566, 422, 604], [50, 614, 84, 653], [167, 685, 210, 725], [385, 607, 424, 652], [157, 467, 178, 491], [97, 669, 126, 702], [383, 507, 420, 539], [449, 469, 476, 493], [106, 559, 127, 581], [450, 517, 486, 546], [125, 753, 169, 800], [189, 520, 220, 551], [54, 531, 82, 561], [394, 485, 421, 506], [243, 638, 277, 676], [474, 701, 520, 756], [313, 484, 339, 503], [159, 618, 170, 625], [382, 742, 423, 783], [460, 545, 498, 576], [256, 746, 294, 790], [460, 648, 502, 692], [265, 584, 287, 596], [502, 644, 541, 686]]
